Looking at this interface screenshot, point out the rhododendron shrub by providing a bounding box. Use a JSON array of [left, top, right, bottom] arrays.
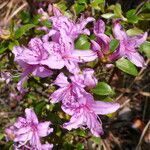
[[0, 1, 149, 150]]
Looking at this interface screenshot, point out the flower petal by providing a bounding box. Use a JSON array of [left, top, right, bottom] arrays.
[[113, 21, 127, 40], [94, 19, 105, 35], [25, 108, 39, 124], [126, 52, 146, 68], [37, 122, 52, 137], [32, 66, 53, 78], [72, 50, 97, 62], [41, 55, 65, 69], [63, 113, 84, 130], [53, 73, 69, 87], [65, 60, 80, 74], [50, 87, 68, 103], [129, 32, 148, 47], [92, 101, 120, 115]]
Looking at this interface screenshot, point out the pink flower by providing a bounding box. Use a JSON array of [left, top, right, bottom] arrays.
[[5, 108, 53, 150], [91, 19, 117, 61], [38, 4, 94, 41], [113, 20, 147, 67], [43, 30, 97, 74], [70, 68, 98, 89], [50, 68, 97, 105], [49, 72, 87, 105], [93, 19, 111, 55], [48, 5, 94, 39], [13, 38, 53, 93], [63, 93, 120, 137]]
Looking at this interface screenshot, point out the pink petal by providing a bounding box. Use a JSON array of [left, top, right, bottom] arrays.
[[30, 132, 41, 147], [50, 87, 68, 103], [79, 17, 95, 30], [32, 66, 53, 77], [42, 29, 57, 42], [72, 50, 97, 62], [92, 101, 120, 115], [53, 73, 69, 87], [65, 60, 80, 74], [25, 108, 39, 124], [17, 67, 33, 93], [16, 126, 31, 135], [91, 40, 101, 51], [126, 52, 146, 68], [37, 122, 52, 137], [129, 32, 148, 47], [113, 21, 127, 40], [14, 131, 32, 142], [85, 113, 103, 137], [83, 68, 98, 88], [41, 143, 53, 150], [63, 113, 84, 130], [41, 55, 65, 69], [94, 19, 105, 35]]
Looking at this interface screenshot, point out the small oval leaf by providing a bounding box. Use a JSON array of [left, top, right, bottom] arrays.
[[109, 39, 119, 53], [92, 82, 114, 96], [75, 35, 90, 50], [116, 58, 138, 76]]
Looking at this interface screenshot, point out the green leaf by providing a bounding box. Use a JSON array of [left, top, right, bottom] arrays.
[[109, 39, 119, 53], [116, 58, 138, 76], [138, 13, 150, 20], [75, 143, 84, 150], [35, 101, 46, 115], [92, 82, 114, 96], [0, 133, 4, 140], [57, 1, 67, 13], [126, 28, 143, 36], [126, 9, 139, 23], [76, 0, 88, 4], [145, 2, 150, 10], [90, 136, 101, 144], [73, 3, 86, 15], [140, 41, 150, 58], [75, 35, 90, 50], [32, 14, 41, 25], [20, 11, 31, 24], [90, 0, 105, 12], [14, 24, 35, 39], [114, 3, 127, 21], [76, 129, 86, 137], [8, 40, 19, 50], [101, 13, 115, 19], [41, 20, 52, 28], [0, 42, 8, 54]]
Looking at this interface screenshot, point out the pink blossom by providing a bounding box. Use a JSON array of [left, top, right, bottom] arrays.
[[43, 30, 97, 74], [48, 5, 94, 39], [91, 19, 117, 61], [70, 68, 98, 89], [49, 72, 87, 105], [113, 20, 147, 67], [38, 4, 94, 41], [63, 93, 120, 137], [93, 19, 111, 54], [13, 38, 53, 93], [5, 108, 53, 150], [50, 69, 97, 104]]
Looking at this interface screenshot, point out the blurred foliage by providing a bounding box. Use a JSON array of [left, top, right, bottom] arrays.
[[0, 0, 149, 149]]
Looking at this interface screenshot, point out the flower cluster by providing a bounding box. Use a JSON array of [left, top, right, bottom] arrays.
[[5, 108, 53, 150], [5, 4, 148, 150], [92, 19, 147, 66]]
